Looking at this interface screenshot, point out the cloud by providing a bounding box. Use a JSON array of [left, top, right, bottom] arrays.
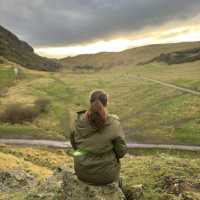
[[1, 0, 200, 47]]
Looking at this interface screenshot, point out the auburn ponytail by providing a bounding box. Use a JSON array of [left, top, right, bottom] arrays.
[[86, 90, 108, 129]]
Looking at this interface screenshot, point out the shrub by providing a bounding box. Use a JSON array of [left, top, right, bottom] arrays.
[[0, 103, 39, 124], [34, 97, 51, 113]]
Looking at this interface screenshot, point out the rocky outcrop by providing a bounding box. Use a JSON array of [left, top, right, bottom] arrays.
[[0, 170, 35, 192], [0, 25, 62, 71], [62, 170, 126, 200], [61, 42, 200, 70], [138, 47, 200, 65], [25, 172, 63, 200], [0, 168, 145, 200], [25, 169, 127, 200]]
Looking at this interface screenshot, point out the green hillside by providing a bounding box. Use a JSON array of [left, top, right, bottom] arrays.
[[61, 42, 200, 69], [140, 47, 200, 65], [0, 65, 15, 93]]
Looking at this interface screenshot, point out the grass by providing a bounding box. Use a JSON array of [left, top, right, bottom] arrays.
[[0, 146, 73, 170], [121, 151, 200, 199], [0, 150, 52, 179], [0, 67, 16, 93], [0, 57, 200, 145], [0, 146, 200, 199], [0, 123, 64, 140]]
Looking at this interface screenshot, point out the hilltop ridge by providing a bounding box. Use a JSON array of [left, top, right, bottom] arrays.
[[1, 24, 200, 71], [0, 25, 61, 71], [61, 42, 200, 69]]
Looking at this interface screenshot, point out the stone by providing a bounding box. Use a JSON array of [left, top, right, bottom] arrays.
[[62, 170, 126, 200], [24, 168, 144, 200], [122, 184, 144, 200], [25, 174, 63, 200], [0, 170, 35, 192]]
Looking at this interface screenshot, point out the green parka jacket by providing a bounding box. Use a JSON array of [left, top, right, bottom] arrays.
[[70, 110, 127, 185]]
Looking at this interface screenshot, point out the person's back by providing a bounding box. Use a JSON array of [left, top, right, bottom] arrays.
[[70, 90, 127, 185]]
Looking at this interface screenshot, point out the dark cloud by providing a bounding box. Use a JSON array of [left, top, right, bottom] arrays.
[[0, 0, 200, 47]]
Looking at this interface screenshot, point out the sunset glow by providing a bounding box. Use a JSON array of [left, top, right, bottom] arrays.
[[35, 37, 154, 58], [35, 20, 200, 59]]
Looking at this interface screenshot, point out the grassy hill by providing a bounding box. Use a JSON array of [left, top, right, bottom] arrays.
[[0, 25, 61, 71], [140, 47, 200, 65], [0, 62, 16, 94], [61, 42, 200, 69]]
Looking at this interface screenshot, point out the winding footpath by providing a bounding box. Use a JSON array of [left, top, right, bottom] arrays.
[[138, 76, 200, 96], [0, 139, 200, 151]]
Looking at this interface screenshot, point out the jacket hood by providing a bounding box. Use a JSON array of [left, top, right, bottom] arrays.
[[75, 110, 112, 138]]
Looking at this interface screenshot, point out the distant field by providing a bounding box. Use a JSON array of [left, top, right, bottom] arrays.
[[0, 146, 200, 199], [0, 58, 200, 145]]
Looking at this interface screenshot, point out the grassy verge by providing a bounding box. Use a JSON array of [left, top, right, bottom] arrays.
[[0, 123, 64, 140]]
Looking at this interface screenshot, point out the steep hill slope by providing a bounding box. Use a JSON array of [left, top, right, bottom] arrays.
[[140, 47, 200, 65], [61, 42, 200, 69], [0, 25, 61, 71]]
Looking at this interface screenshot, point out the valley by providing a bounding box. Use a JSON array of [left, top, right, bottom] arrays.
[[0, 25, 200, 200], [1, 57, 200, 145]]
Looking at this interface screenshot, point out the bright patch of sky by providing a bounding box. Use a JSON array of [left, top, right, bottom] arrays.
[[35, 23, 200, 58]]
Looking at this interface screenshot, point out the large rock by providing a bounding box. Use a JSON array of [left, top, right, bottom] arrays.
[[25, 174, 63, 200], [62, 170, 126, 200], [0, 169, 35, 192], [26, 169, 144, 200]]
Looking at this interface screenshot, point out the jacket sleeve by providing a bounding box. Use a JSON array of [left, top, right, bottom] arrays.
[[70, 131, 77, 150], [69, 112, 80, 150], [111, 118, 127, 159], [69, 115, 77, 150], [112, 136, 127, 159]]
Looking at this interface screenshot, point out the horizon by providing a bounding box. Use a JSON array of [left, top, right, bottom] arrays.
[[35, 20, 200, 59], [36, 40, 200, 59], [36, 39, 200, 59]]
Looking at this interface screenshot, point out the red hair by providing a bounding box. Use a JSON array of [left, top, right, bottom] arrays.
[[86, 90, 108, 130]]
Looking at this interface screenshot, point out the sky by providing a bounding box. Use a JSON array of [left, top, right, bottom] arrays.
[[1, 0, 200, 58]]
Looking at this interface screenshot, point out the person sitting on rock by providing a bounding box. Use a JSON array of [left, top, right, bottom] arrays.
[[70, 89, 127, 185]]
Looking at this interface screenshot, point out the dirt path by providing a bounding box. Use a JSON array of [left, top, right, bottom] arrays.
[[0, 139, 200, 151], [138, 76, 200, 96]]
